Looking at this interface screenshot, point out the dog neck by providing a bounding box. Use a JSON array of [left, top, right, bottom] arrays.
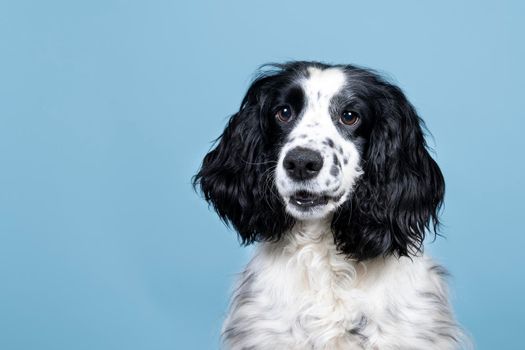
[[273, 215, 340, 258], [292, 216, 333, 240]]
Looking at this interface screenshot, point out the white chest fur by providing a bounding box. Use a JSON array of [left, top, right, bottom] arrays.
[[222, 220, 461, 349]]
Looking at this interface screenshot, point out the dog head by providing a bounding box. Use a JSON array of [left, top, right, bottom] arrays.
[[194, 61, 444, 260]]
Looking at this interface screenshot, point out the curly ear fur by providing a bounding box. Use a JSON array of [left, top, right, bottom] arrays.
[[193, 75, 294, 244], [332, 82, 445, 260]]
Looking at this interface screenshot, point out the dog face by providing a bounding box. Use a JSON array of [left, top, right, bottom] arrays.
[[194, 61, 444, 260], [274, 67, 364, 220]]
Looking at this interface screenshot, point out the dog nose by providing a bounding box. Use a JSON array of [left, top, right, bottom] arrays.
[[283, 147, 324, 181]]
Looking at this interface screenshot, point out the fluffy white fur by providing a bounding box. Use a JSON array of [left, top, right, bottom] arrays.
[[223, 219, 462, 349]]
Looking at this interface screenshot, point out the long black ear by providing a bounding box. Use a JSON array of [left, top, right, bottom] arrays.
[[332, 83, 445, 260], [193, 76, 294, 244]]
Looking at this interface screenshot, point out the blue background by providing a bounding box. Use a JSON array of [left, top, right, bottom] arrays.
[[1, 1, 523, 349]]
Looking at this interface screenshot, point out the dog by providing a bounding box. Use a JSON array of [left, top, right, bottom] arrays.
[[194, 61, 463, 349]]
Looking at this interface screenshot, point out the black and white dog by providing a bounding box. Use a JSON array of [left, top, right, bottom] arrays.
[[194, 62, 463, 349]]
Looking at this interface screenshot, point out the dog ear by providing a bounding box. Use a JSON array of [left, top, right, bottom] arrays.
[[332, 83, 445, 260], [193, 75, 294, 244]]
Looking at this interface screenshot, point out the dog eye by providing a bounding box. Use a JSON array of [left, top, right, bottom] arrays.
[[275, 106, 293, 123], [340, 111, 360, 126]]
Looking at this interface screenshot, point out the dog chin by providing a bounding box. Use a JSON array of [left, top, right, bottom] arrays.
[[285, 204, 334, 220]]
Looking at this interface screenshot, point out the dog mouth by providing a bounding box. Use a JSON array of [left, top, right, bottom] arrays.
[[289, 191, 330, 210]]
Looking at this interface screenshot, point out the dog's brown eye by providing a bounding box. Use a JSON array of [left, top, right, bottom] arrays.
[[276, 106, 293, 122], [340, 111, 359, 126]]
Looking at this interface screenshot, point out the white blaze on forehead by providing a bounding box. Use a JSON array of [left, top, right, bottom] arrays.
[[303, 67, 346, 106]]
